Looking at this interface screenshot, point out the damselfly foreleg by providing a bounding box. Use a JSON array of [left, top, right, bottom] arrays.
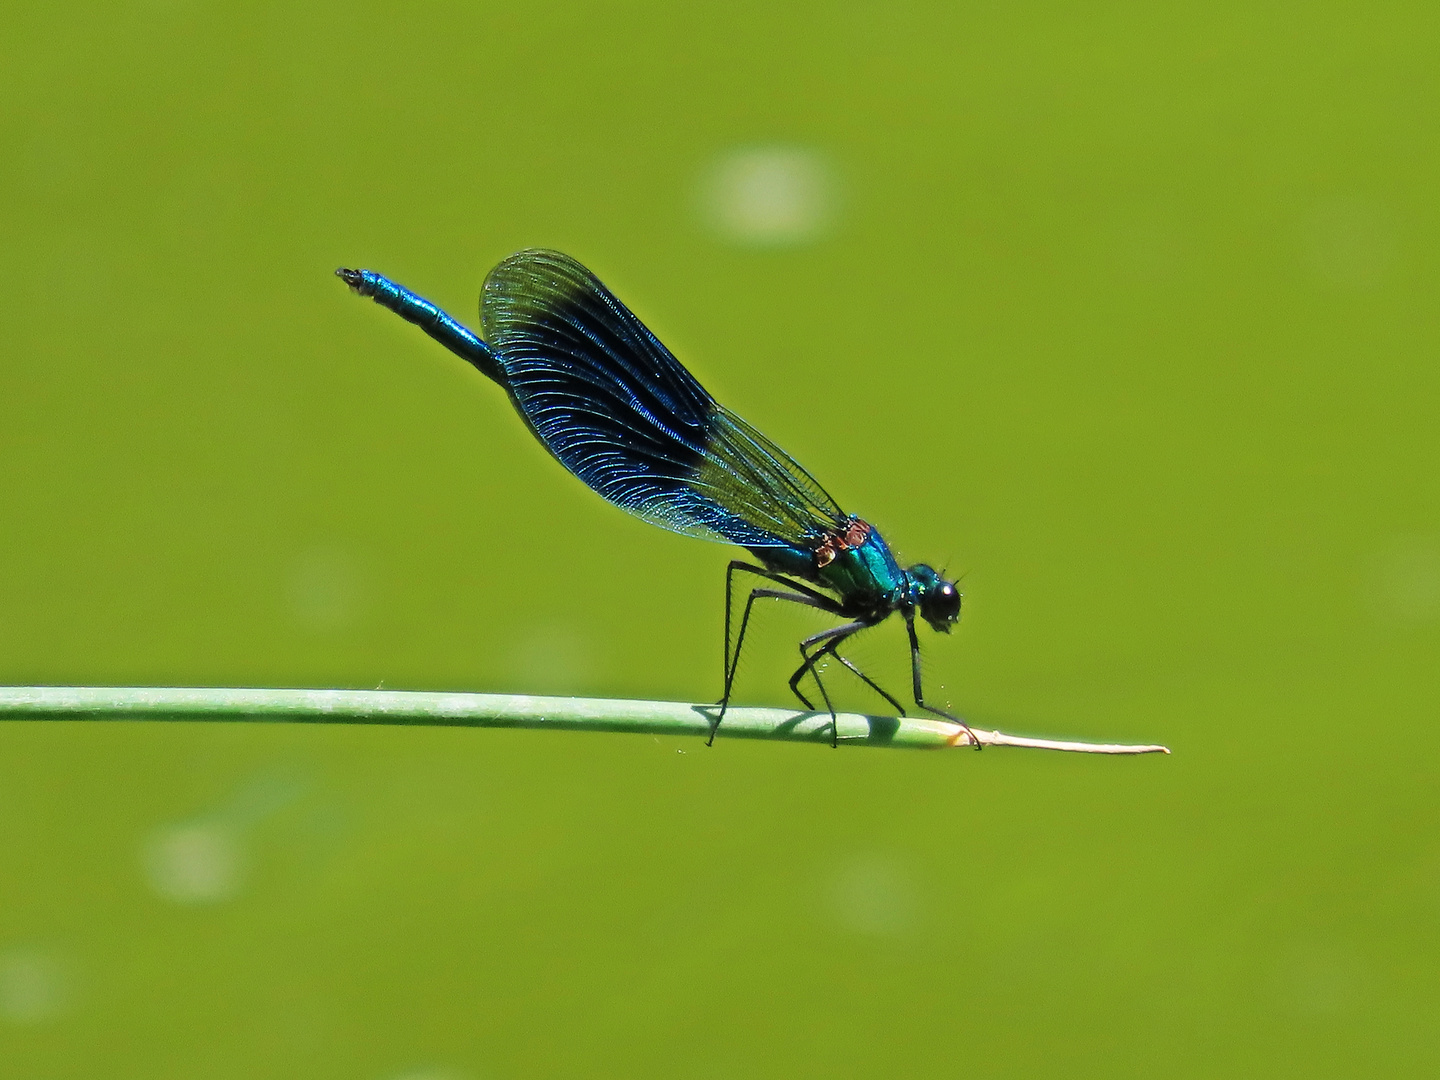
[[905, 613, 979, 749]]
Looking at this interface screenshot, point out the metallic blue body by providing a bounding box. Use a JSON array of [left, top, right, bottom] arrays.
[[343, 270, 501, 384], [337, 251, 968, 746], [752, 527, 941, 625], [818, 530, 906, 611]]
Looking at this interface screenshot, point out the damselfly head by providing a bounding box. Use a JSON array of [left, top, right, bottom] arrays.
[[910, 564, 961, 632]]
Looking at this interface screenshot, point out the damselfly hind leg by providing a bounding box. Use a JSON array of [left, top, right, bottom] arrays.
[[713, 561, 842, 746]]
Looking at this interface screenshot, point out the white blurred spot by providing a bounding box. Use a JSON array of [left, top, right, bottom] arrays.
[[1301, 197, 1398, 292], [508, 624, 595, 695], [1369, 536, 1440, 625], [831, 856, 917, 936], [288, 547, 366, 632], [683, 1062, 745, 1080], [1106, 205, 1184, 282], [701, 146, 837, 246], [143, 821, 245, 904], [0, 948, 71, 1024], [1276, 947, 1359, 1017]]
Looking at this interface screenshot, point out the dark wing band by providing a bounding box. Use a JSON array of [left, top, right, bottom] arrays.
[[479, 249, 846, 549]]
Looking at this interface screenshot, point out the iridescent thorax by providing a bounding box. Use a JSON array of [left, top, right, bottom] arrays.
[[815, 519, 905, 612]]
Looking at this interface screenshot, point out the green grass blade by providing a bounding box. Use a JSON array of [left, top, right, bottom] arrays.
[[0, 686, 1168, 754], [0, 694, 1169, 754]]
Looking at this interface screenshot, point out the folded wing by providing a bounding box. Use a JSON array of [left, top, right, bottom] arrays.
[[480, 249, 846, 550]]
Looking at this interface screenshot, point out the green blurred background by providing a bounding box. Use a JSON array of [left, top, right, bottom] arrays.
[[2, 2, 1436, 1076]]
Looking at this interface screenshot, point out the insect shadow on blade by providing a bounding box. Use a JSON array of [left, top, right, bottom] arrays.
[[337, 250, 970, 748]]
